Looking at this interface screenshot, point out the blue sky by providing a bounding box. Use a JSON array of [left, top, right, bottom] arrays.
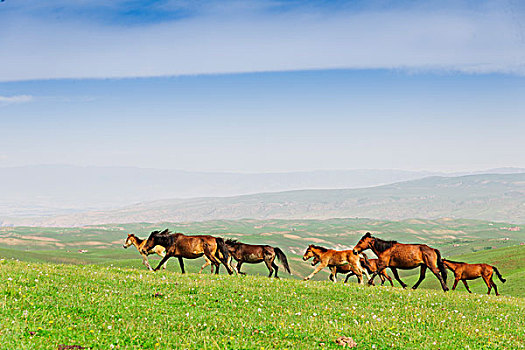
[[1, 1, 524, 172]]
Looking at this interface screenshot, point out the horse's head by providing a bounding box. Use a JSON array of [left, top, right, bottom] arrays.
[[303, 245, 316, 261], [353, 232, 373, 255], [123, 234, 135, 249], [441, 259, 455, 271], [225, 239, 238, 253]]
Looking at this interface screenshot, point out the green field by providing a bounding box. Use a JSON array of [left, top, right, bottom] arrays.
[[1, 259, 524, 350], [1, 218, 524, 349]]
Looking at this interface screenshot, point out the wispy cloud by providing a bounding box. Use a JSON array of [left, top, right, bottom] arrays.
[[0, 95, 33, 105], [1, 0, 525, 81]]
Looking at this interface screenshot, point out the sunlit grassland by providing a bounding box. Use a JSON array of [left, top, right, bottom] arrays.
[[1, 259, 524, 350]]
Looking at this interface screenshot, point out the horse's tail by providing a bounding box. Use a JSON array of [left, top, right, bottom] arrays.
[[435, 248, 447, 284], [274, 247, 291, 274], [215, 237, 229, 263], [492, 266, 506, 283]]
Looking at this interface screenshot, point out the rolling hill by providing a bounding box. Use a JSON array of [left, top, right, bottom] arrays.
[[2, 258, 524, 349], [5, 173, 524, 226]]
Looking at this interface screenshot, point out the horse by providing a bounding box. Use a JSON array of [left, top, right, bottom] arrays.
[[225, 239, 291, 278], [442, 259, 506, 295], [353, 232, 449, 292], [140, 229, 233, 274], [302, 245, 370, 284], [123, 233, 168, 271], [311, 254, 394, 286]]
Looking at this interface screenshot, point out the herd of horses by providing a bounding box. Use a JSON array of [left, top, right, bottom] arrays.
[[123, 230, 507, 295]]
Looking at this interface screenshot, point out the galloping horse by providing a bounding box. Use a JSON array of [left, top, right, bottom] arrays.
[[123, 233, 168, 271], [225, 239, 291, 278], [312, 254, 394, 286], [302, 245, 370, 284], [353, 232, 449, 292], [140, 229, 233, 274], [443, 259, 506, 295]]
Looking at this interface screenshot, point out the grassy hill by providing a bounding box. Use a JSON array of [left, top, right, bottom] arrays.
[[5, 173, 524, 226], [1, 259, 524, 350]]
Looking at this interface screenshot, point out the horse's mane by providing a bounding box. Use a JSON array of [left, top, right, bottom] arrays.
[[150, 228, 171, 236], [311, 245, 328, 252], [226, 238, 240, 246], [147, 229, 174, 247], [372, 237, 398, 253]]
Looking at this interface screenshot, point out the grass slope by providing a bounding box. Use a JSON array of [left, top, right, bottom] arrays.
[[1, 259, 524, 350]]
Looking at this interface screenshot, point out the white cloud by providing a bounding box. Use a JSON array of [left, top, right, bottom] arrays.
[[1, 2, 525, 81], [0, 95, 33, 105]]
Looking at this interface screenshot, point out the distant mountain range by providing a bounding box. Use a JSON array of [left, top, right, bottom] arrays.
[[1, 165, 524, 218], [3, 172, 524, 226]]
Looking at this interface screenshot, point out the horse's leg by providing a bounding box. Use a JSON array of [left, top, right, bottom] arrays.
[[271, 260, 280, 279], [390, 268, 408, 289], [227, 257, 238, 275], [462, 280, 472, 293], [236, 261, 246, 275], [264, 258, 274, 278], [159, 251, 168, 270], [483, 275, 492, 295], [329, 266, 337, 283], [412, 265, 427, 290], [178, 257, 185, 274], [428, 264, 449, 292], [199, 258, 211, 274], [344, 273, 355, 284], [383, 271, 394, 287], [153, 254, 171, 272], [360, 266, 371, 283], [304, 263, 328, 281], [491, 278, 499, 296], [452, 277, 459, 290], [142, 253, 153, 271], [203, 245, 224, 275]]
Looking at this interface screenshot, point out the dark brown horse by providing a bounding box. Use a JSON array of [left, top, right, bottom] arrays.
[[140, 229, 233, 274], [353, 232, 449, 291], [225, 239, 291, 278], [443, 259, 506, 295], [311, 254, 393, 286], [302, 245, 370, 284]]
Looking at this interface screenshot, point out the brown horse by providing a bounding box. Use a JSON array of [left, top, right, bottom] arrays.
[[353, 232, 449, 292], [302, 245, 370, 284], [311, 254, 393, 286], [442, 259, 506, 295], [123, 233, 168, 271], [225, 239, 291, 278], [140, 229, 233, 274]]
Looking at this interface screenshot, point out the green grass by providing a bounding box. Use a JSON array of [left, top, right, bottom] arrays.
[[1, 259, 524, 350]]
